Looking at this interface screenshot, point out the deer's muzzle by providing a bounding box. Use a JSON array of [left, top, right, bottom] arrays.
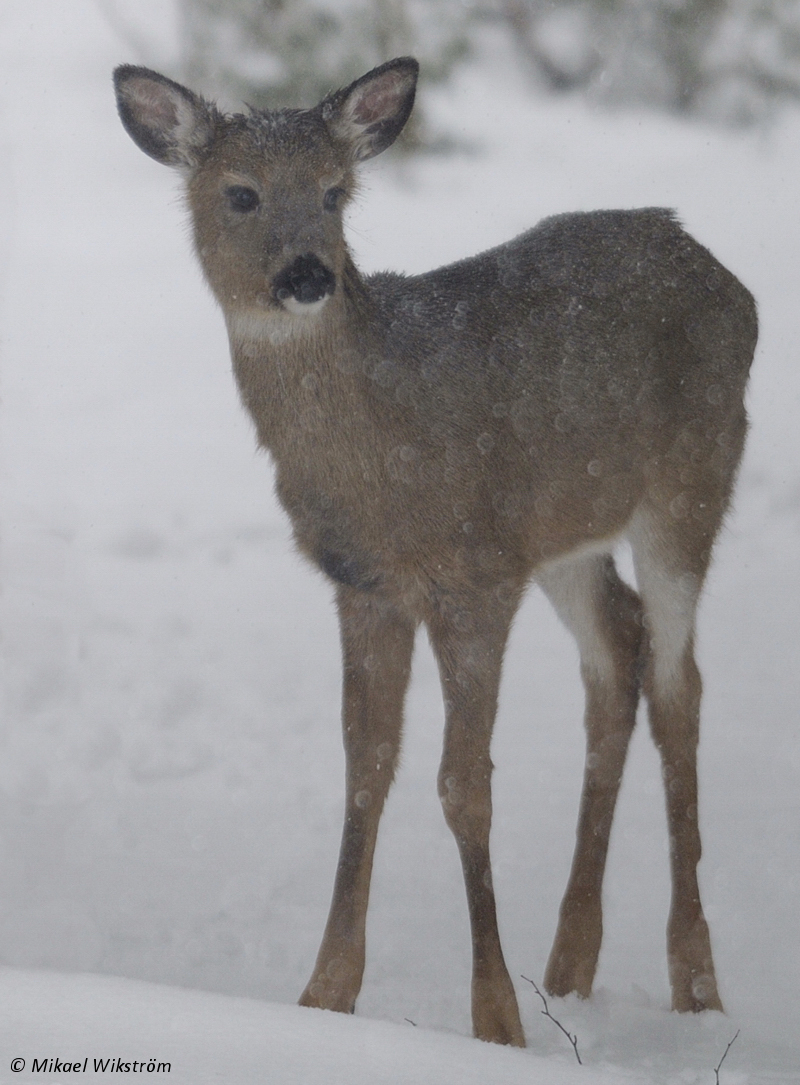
[[273, 253, 336, 312]]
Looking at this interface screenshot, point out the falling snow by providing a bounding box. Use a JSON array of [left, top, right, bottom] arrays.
[[0, 2, 798, 1082]]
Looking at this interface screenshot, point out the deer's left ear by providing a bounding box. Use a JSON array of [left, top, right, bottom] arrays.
[[322, 57, 419, 162], [114, 65, 217, 171]]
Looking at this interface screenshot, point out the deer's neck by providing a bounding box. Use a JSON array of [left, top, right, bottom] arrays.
[[224, 259, 410, 579], [225, 256, 384, 456]]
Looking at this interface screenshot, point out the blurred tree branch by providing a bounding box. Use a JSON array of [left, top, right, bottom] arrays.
[[498, 0, 800, 124]]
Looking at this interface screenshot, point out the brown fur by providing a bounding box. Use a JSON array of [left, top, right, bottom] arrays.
[[114, 58, 757, 1046]]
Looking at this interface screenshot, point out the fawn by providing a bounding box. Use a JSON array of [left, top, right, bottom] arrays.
[[114, 57, 756, 1047]]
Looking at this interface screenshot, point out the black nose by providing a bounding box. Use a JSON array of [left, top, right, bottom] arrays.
[[273, 254, 336, 305]]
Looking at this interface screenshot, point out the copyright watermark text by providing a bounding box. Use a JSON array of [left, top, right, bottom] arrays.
[[11, 1057, 171, 1073]]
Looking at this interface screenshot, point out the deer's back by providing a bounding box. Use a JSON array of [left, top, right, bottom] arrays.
[[367, 207, 755, 425]]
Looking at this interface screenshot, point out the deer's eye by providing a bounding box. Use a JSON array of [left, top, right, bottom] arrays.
[[225, 185, 260, 213], [323, 186, 346, 213]]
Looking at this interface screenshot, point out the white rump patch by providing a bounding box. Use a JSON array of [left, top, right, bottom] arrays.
[[628, 508, 700, 697], [536, 543, 619, 685]]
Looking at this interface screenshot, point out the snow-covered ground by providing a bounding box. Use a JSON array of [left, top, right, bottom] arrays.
[[0, 2, 798, 1082]]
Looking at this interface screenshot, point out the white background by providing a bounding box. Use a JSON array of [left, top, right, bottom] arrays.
[[0, 3, 797, 1081]]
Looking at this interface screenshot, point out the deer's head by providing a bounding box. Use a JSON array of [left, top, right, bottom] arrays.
[[114, 59, 418, 324]]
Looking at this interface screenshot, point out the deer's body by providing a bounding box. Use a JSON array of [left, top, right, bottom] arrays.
[[115, 59, 757, 1047], [231, 208, 750, 597]]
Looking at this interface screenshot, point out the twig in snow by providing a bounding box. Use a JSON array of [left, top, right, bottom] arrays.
[[404, 1017, 417, 1027], [714, 1029, 740, 1084], [521, 975, 582, 1065]]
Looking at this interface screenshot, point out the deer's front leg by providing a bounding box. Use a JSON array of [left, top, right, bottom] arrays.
[[299, 587, 415, 1015], [428, 590, 525, 1047]]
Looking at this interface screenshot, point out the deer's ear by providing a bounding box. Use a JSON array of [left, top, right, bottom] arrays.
[[323, 57, 419, 162], [114, 65, 217, 170]]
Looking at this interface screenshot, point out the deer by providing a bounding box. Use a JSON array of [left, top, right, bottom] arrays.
[[113, 57, 757, 1048]]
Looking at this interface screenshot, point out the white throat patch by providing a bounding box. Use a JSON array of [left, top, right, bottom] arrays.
[[279, 295, 331, 317], [226, 304, 327, 347]]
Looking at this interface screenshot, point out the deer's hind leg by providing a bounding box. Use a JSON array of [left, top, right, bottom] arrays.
[[300, 585, 416, 1015], [629, 504, 723, 1012], [539, 552, 645, 1000]]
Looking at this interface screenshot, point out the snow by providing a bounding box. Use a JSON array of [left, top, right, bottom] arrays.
[[0, 2, 798, 1082], [0, 969, 564, 1085]]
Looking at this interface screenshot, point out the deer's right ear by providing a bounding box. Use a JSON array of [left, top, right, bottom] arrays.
[[114, 65, 216, 171], [323, 57, 419, 162]]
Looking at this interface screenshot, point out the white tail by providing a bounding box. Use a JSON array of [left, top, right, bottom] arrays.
[[114, 58, 757, 1046]]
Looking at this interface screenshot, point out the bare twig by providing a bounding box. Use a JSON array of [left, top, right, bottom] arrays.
[[521, 975, 582, 1065], [714, 1029, 740, 1084], [404, 1017, 417, 1027]]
